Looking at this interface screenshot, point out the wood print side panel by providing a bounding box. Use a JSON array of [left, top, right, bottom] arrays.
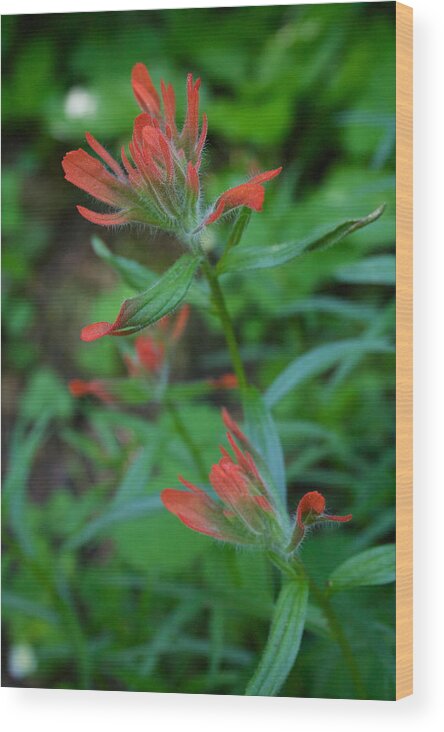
[[395, 1, 413, 701]]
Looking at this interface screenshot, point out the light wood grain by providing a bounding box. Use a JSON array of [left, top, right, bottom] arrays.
[[395, 1, 413, 701]]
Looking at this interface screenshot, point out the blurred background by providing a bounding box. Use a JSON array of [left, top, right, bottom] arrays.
[[2, 3, 396, 697]]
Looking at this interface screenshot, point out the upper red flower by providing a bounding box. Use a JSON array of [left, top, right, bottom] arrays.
[[62, 63, 281, 235]]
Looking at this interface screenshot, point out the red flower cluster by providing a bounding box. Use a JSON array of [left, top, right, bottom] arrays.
[[62, 63, 281, 235], [162, 411, 352, 551], [161, 409, 283, 545]]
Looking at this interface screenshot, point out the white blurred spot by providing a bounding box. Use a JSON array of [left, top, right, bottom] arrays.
[[64, 87, 98, 119], [8, 643, 37, 679]]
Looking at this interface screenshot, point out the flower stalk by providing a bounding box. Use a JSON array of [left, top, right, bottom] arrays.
[[165, 396, 208, 483], [201, 258, 248, 391]]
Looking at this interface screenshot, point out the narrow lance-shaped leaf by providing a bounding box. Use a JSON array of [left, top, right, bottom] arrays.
[[92, 236, 157, 291], [218, 204, 385, 274], [245, 578, 309, 696], [277, 295, 377, 323], [64, 496, 163, 552], [265, 336, 394, 408], [334, 254, 396, 285], [81, 253, 202, 341], [92, 236, 210, 308], [64, 441, 162, 551], [242, 386, 287, 511], [328, 301, 395, 390], [4, 412, 52, 558], [328, 544, 396, 591]]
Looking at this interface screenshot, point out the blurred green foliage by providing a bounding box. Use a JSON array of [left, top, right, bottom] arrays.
[[2, 2, 395, 698]]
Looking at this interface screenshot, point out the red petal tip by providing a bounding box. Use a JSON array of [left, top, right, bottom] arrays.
[[327, 513, 353, 523], [80, 321, 114, 342]]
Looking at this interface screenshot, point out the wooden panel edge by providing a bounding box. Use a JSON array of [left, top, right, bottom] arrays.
[[395, 0, 413, 701]]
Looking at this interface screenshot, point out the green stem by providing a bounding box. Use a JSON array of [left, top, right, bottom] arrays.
[[166, 397, 208, 482], [302, 567, 367, 699], [201, 258, 248, 390]]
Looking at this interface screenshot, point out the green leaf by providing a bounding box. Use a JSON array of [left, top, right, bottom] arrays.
[[4, 412, 51, 557], [242, 386, 287, 508], [65, 443, 161, 550], [2, 591, 60, 625], [245, 578, 308, 696], [327, 302, 395, 390], [277, 295, 377, 323], [334, 254, 396, 285], [64, 496, 163, 552], [93, 254, 202, 336], [20, 368, 74, 423], [92, 236, 157, 291], [218, 205, 385, 274], [92, 237, 209, 308], [265, 337, 394, 408], [111, 444, 160, 506], [328, 544, 396, 591], [139, 599, 201, 676]]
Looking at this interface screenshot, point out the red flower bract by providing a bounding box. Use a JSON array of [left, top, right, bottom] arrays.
[[62, 64, 208, 233], [204, 167, 283, 226], [161, 410, 279, 545], [296, 490, 352, 528], [62, 63, 282, 235]]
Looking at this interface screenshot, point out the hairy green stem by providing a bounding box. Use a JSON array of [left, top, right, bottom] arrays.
[[165, 397, 208, 482], [308, 579, 366, 698], [201, 258, 248, 390]]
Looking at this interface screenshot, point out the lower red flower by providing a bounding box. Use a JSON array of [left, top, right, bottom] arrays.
[[161, 410, 280, 545]]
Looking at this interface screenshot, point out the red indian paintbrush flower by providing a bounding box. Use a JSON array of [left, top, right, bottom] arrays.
[[62, 63, 281, 236], [161, 409, 284, 546], [162, 411, 352, 552]]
